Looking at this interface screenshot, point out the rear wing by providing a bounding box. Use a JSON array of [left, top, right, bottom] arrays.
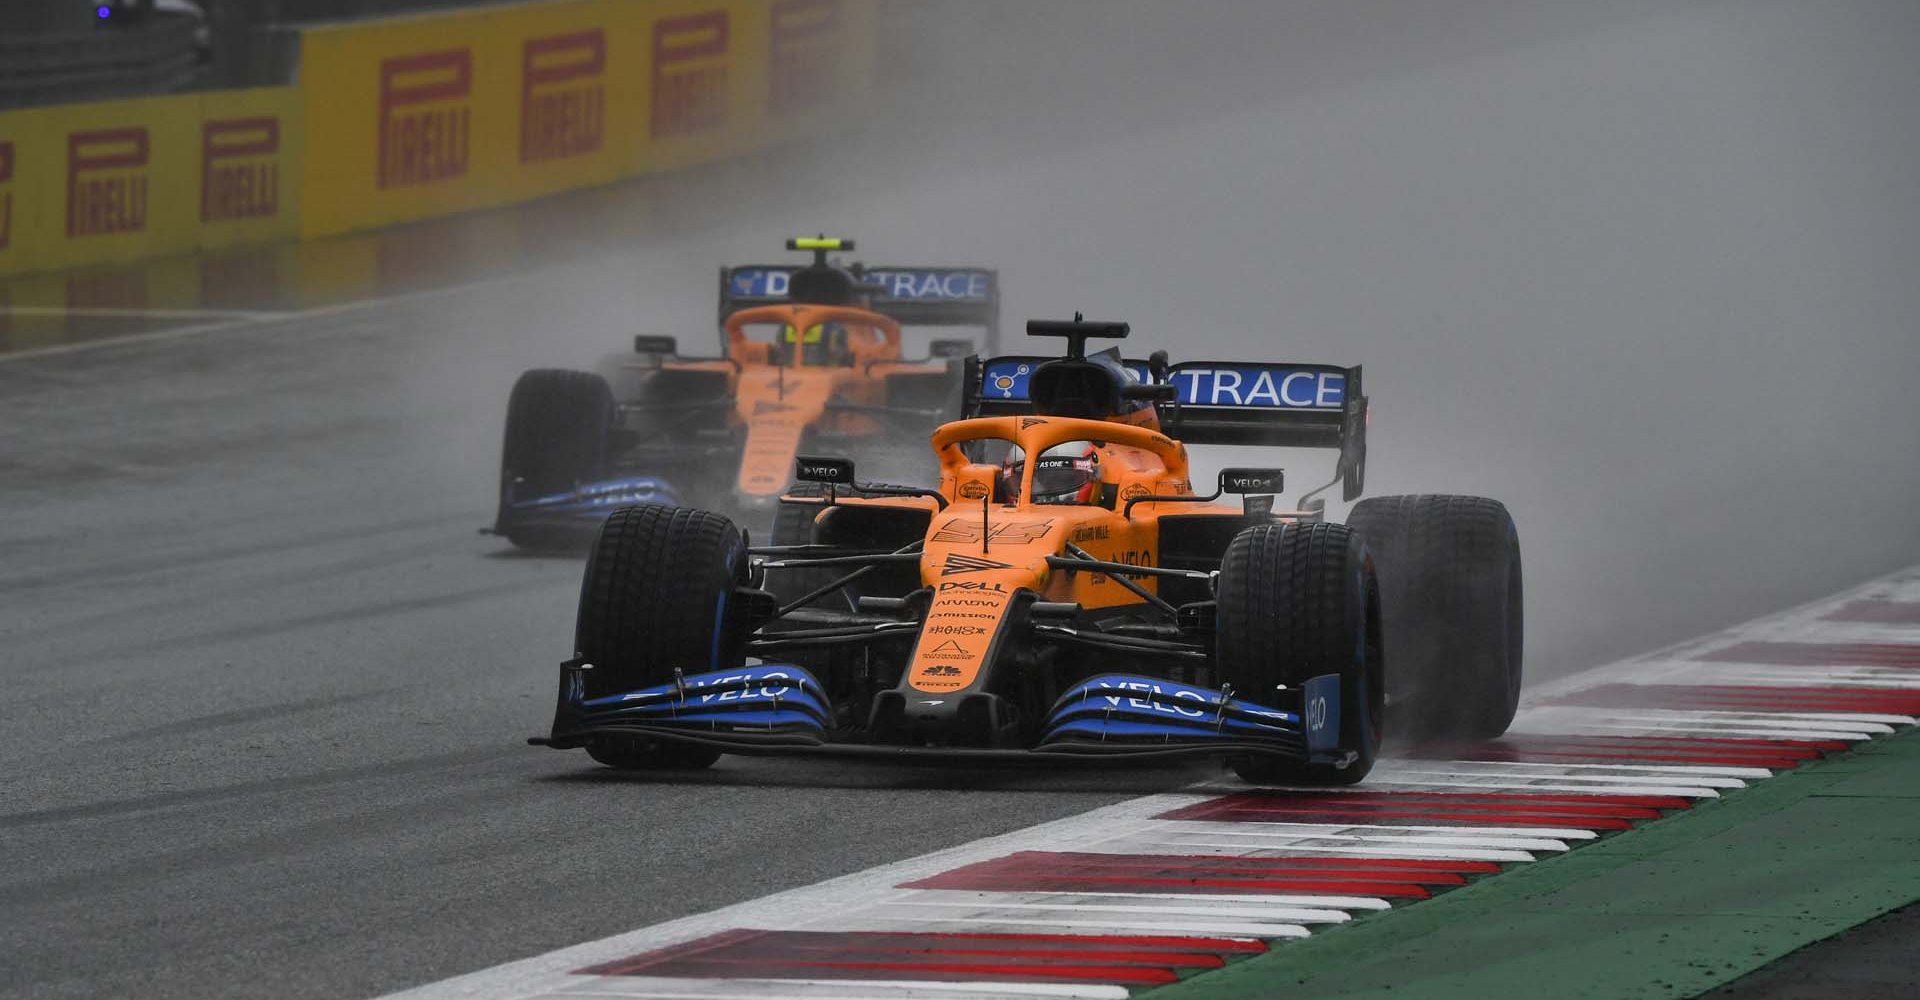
[[967, 356, 1369, 501], [718, 264, 1001, 351]]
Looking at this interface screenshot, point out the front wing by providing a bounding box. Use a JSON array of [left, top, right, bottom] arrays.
[[532, 663, 1345, 769]]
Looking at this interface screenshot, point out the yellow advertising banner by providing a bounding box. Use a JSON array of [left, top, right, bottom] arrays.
[[297, 0, 877, 238], [0, 0, 874, 276], [0, 88, 303, 275]]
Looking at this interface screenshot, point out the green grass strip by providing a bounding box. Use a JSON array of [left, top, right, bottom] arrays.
[[1148, 728, 1920, 1000]]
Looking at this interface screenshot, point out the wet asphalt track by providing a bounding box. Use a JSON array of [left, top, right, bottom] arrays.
[[0, 289, 1209, 1000], [5, 4, 1918, 998]]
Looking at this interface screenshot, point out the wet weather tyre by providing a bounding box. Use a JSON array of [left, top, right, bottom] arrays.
[[770, 482, 830, 548], [1345, 495, 1522, 743], [1215, 522, 1383, 786], [573, 505, 749, 769], [498, 369, 615, 547], [764, 482, 882, 609]]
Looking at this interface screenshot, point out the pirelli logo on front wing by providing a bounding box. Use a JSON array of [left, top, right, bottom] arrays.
[[651, 11, 729, 138], [378, 49, 472, 189], [521, 29, 607, 164]]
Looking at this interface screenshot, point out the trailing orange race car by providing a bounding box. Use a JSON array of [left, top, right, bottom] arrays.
[[491, 237, 997, 547], [533, 318, 1523, 784]]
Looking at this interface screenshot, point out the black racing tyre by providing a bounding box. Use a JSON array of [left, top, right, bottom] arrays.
[[592, 351, 652, 402], [574, 505, 750, 769], [1345, 495, 1523, 743], [765, 482, 833, 609], [763, 482, 885, 611], [881, 365, 965, 445], [1215, 522, 1384, 786], [499, 369, 615, 546], [770, 481, 829, 548]]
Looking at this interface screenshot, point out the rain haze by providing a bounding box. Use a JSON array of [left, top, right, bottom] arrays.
[[3, 3, 1919, 998], [488, 0, 1920, 680]]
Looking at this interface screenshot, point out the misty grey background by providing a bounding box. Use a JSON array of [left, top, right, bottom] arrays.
[[1, 2, 1917, 999], [630, 0, 1920, 678], [870, 0, 1920, 675]]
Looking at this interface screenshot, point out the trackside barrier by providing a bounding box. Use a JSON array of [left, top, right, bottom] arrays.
[[0, 87, 303, 274], [0, 0, 877, 277]]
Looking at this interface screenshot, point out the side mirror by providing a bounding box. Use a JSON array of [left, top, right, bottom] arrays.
[[929, 338, 974, 359], [1219, 468, 1284, 495], [633, 335, 678, 356], [795, 455, 856, 485]]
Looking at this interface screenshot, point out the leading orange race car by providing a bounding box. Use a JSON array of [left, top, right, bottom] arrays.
[[492, 237, 996, 547], [535, 317, 1523, 784]]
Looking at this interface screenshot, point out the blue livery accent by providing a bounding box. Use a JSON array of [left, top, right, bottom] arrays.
[[582, 686, 832, 721], [1301, 672, 1342, 751], [864, 269, 994, 301], [1166, 364, 1345, 410], [729, 267, 787, 298], [980, 358, 1347, 410], [728, 267, 994, 302], [1040, 673, 1303, 746], [981, 358, 1037, 400], [577, 665, 830, 733], [510, 477, 682, 519], [981, 357, 1152, 402], [1045, 718, 1281, 742]]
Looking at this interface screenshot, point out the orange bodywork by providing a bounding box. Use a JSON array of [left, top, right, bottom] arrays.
[[784, 415, 1242, 695], [668, 304, 952, 498]]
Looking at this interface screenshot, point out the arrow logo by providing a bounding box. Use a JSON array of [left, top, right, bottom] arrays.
[[942, 553, 1013, 575]]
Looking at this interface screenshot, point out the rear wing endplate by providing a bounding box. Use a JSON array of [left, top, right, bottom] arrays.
[[967, 356, 1369, 501]]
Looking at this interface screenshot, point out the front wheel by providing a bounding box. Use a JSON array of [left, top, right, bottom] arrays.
[[498, 369, 615, 548], [1346, 495, 1522, 743], [573, 505, 749, 770], [1214, 522, 1384, 785]]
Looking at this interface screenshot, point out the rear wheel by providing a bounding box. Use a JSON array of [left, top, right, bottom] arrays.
[[764, 482, 880, 611], [1215, 523, 1383, 785], [1345, 495, 1522, 743], [770, 482, 830, 548], [499, 369, 615, 547], [574, 505, 749, 769]]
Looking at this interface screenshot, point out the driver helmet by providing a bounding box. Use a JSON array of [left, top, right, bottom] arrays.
[[1000, 440, 1105, 506], [782, 321, 851, 365]]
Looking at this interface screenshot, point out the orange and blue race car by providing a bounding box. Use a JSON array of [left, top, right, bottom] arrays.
[[492, 237, 997, 547], [533, 317, 1524, 782]]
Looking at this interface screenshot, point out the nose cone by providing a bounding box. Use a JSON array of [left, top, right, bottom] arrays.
[[907, 511, 1061, 695], [735, 370, 833, 496]]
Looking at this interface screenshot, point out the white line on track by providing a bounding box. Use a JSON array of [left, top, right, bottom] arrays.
[[1383, 759, 1772, 780], [0, 270, 546, 365], [1355, 774, 1724, 797], [879, 898, 1353, 924], [1372, 766, 1748, 790], [541, 981, 1134, 999], [0, 305, 286, 320], [1132, 822, 1590, 847]]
